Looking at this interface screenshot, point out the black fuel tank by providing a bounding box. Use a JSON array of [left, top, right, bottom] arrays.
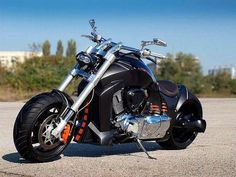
[[100, 54, 156, 88]]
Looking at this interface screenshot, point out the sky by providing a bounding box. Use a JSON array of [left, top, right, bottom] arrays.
[[0, 0, 236, 73]]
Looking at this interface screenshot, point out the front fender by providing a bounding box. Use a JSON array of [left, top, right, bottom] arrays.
[[51, 89, 74, 107]]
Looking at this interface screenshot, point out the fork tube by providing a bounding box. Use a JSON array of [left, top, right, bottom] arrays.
[[57, 64, 80, 92], [71, 59, 113, 111], [70, 43, 122, 112], [57, 74, 74, 92]]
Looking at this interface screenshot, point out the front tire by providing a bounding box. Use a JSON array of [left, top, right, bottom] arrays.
[[13, 92, 74, 162]]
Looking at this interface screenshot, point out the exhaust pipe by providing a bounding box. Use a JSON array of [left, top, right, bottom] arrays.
[[176, 119, 206, 133]]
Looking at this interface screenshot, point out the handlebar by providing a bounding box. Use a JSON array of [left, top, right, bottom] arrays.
[[83, 19, 166, 61], [149, 51, 166, 59], [141, 49, 166, 59]]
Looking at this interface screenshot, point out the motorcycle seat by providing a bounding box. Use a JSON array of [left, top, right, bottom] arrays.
[[158, 80, 179, 97]]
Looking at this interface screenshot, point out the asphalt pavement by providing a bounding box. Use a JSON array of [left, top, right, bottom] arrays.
[[0, 98, 236, 177]]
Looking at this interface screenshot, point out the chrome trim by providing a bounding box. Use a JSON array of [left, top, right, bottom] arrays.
[[116, 113, 171, 140], [76, 70, 91, 80], [57, 74, 74, 92], [57, 64, 80, 92], [140, 114, 171, 139], [149, 51, 166, 59], [85, 46, 96, 54], [86, 39, 112, 56], [106, 42, 122, 54], [96, 38, 112, 50], [51, 110, 74, 138], [96, 50, 107, 57]]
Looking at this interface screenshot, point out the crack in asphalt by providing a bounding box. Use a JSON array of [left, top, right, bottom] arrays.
[[0, 165, 32, 177], [0, 171, 32, 177]]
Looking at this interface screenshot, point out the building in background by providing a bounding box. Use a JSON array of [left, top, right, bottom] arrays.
[[0, 51, 42, 68], [208, 66, 236, 79]]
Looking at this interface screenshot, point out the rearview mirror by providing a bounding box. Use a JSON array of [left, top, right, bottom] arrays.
[[153, 38, 167, 47], [89, 19, 96, 30]]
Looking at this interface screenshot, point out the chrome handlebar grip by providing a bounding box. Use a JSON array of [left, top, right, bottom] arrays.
[[140, 49, 166, 59], [149, 51, 166, 59]]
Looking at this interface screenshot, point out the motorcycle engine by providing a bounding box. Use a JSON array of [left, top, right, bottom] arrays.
[[112, 88, 147, 115], [125, 88, 147, 113], [115, 113, 171, 140], [112, 88, 171, 140]]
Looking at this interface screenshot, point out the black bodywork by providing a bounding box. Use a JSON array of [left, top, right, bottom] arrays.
[[76, 53, 205, 144]]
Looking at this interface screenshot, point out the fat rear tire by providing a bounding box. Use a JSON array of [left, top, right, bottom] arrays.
[[13, 92, 73, 162], [158, 108, 199, 150], [158, 131, 198, 150]]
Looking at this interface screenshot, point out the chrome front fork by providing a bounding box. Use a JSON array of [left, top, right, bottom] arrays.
[[51, 43, 122, 138], [58, 66, 80, 91]]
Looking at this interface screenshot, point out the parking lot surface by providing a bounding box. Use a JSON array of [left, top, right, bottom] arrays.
[[0, 98, 236, 177]]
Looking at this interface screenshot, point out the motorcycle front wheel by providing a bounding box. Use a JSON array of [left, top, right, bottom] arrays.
[[13, 92, 74, 162]]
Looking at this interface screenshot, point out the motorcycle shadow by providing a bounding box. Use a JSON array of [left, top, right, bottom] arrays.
[[2, 141, 162, 163], [63, 141, 162, 157], [2, 152, 61, 164]]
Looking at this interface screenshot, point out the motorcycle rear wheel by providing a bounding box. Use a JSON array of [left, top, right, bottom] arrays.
[[13, 92, 73, 162], [158, 109, 198, 149]]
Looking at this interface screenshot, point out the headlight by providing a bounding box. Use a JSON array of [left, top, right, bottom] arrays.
[[76, 52, 95, 66]]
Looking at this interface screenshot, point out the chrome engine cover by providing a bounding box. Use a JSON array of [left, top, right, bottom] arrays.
[[116, 114, 171, 140]]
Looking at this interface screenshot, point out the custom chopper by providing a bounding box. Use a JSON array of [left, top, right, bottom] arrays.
[[13, 20, 206, 162]]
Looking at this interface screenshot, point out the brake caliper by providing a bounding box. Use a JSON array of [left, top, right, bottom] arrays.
[[61, 123, 71, 144]]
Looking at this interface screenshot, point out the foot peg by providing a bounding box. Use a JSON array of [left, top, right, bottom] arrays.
[[136, 138, 156, 160]]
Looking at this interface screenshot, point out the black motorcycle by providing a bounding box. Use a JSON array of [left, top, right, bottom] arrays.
[[13, 19, 206, 162]]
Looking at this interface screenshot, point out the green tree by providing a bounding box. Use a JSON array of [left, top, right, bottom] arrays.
[[56, 40, 64, 57], [42, 40, 51, 56], [212, 72, 232, 92], [156, 52, 203, 94], [66, 39, 76, 57], [157, 53, 181, 81], [229, 79, 236, 94], [201, 75, 214, 95]]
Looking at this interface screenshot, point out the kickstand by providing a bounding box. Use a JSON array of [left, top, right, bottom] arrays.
[[136, 138, 156, 160]]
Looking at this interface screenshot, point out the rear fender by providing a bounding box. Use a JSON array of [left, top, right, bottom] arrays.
[[176, 85, 203, 119]]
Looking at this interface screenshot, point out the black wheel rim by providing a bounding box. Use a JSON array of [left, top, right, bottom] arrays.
[[172, 112, 197, 144]]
